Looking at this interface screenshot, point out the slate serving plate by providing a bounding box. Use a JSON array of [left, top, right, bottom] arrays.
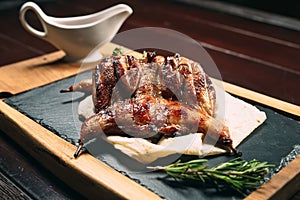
[[4, 70, 300, 199]]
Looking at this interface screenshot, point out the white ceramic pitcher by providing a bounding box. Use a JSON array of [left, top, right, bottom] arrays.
[[19, 2, 133, 62]]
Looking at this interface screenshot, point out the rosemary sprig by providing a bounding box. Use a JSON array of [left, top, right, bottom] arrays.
[[112, 47, 123, 56], [142, 50, 147, 59], [150, 158, 274, 194]]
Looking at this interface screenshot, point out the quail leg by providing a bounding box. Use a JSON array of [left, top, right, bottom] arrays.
[[60, 79, 93, 94]]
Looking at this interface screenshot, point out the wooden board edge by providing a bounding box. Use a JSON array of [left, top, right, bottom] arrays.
[[0, 100, 162, 200], [221, 81, 300, 117], [1, 50, 66, 69], [0, 43, 139, 96], [245, 155, 300, 200]]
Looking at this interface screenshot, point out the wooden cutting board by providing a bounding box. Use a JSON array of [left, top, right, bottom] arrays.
[[0, 42, 299, 199]]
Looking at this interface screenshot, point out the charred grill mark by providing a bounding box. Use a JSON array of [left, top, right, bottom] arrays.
[[126, 55, 135, 68], [166, 56, 177, 69], [160, 62, 181, 99], [205, 74, 216, 115], [178, 64, 192, 78], [93, 57, 117, 113], [174, 53, 180, 58], [133, 98, 151, 125], [166, 102, 182, 125], [93, 64, 101, 112], [113, 58, 123, 79], [191, 63, 213, 116], [94, 52, 216, 121], [146, 51, 157, 63]]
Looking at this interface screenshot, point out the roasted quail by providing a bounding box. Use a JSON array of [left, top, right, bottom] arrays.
[[61, 52, 238, 157]]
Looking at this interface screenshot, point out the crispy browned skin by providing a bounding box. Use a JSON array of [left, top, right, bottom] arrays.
[[62, 52, 237, 157], [91, 52, 216, 114], [80, 94, 232, 149]]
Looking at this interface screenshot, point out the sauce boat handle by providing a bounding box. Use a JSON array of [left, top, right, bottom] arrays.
[[19, 2, 47, 38]]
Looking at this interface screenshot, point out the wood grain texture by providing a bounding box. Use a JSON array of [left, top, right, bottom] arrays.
[[0, 100, 162, 200], [246, 155, 300, 200], [0, 43, 127, 96], [220, 81, 300, 117], [0, 130, 84, 199], [0, 172, 31, 200], [0, 50, 68, 95]]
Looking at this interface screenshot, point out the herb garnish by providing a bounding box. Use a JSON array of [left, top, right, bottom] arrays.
[[150, 158, 274, 194], [112, 47, 123, 56]]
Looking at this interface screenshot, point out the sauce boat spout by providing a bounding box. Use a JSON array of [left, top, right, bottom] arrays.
[[19, 2, 133, 62]]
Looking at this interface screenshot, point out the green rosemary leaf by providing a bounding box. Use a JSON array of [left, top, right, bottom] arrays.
[[153, 157, 275, 193], [112, 47, 123, 56], [142, 50, 147, 59]]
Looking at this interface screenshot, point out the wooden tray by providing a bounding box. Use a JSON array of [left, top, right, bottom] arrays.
[[0, 43, 299, 199]]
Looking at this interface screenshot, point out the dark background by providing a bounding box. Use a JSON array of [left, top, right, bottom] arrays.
[[217, 0, 300, 19], [0, 0, 299, 199]]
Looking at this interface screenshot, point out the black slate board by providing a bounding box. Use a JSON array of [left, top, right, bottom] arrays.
[[5, 71, 300, 199]]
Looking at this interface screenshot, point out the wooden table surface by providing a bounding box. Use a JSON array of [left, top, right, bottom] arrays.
[[0, 0, 299, 199]]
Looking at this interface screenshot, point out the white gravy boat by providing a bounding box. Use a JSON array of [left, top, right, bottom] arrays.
[[19, 2, 133, 62]]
